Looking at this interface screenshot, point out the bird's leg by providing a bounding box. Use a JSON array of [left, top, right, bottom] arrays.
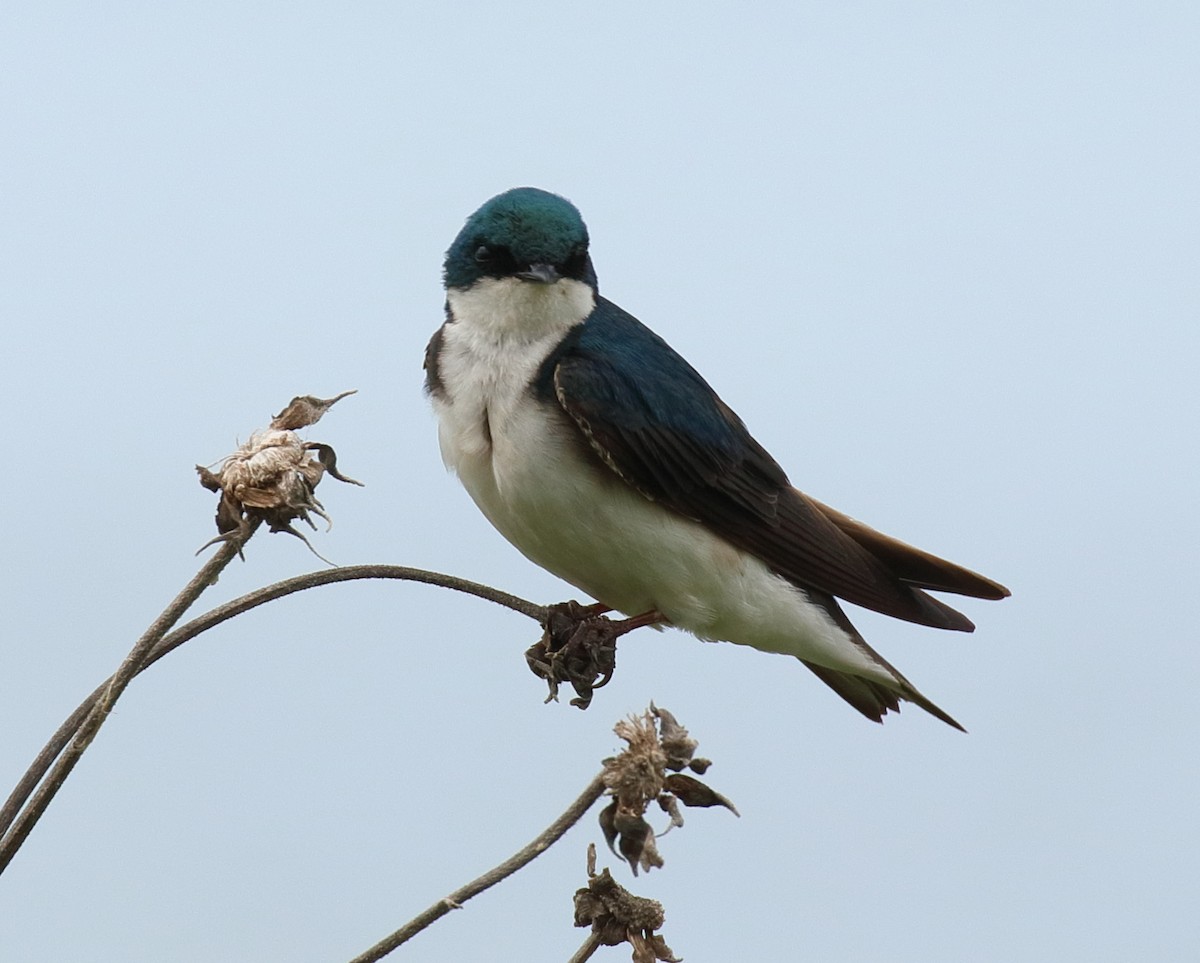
[[525, 604, 666, 710], [610, 609, 666, 635]]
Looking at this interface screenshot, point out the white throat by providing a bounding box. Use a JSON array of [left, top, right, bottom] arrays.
[[433, 275, 596, 474], [445, 276, 595, 343]]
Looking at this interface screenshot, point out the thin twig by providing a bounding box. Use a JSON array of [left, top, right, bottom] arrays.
[[164, 564, 549, 629], [566, 932, 605, 963], [0, 566, 548, 848], [0, 521, 259, 875], [348, 773, 608, 963]]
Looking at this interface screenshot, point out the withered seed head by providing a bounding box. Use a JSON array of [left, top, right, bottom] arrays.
[[196, 391, 361, 558], [574, 845, 681, 963], [599, 707, 737, 875]]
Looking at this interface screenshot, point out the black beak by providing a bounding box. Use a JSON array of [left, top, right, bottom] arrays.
[[516, 263, 560, 284]]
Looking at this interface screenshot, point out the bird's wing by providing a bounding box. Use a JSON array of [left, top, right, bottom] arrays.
[[544, 298, 1006, 630], [812, 498, 1009, 600]]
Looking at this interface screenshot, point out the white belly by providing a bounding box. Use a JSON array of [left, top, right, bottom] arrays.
[[431, 280, 886, 680]]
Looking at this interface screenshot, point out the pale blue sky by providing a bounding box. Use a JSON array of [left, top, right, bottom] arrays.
[[2, 3, 1197, 961]]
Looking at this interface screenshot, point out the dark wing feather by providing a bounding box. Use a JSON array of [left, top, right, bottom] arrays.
[[544, 298, 1007, 629], [813, 498, 1010, 600]]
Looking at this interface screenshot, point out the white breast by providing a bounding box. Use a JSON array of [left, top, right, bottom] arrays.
[[433, 276, 595, 471], [431, 278, 886, 683]]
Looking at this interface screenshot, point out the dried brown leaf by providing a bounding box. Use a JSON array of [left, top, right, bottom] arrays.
[[270, 390, 357, 430], [663, 773, 740, 816]]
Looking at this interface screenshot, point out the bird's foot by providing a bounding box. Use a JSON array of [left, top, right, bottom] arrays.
[[525, 602, 665, 710]]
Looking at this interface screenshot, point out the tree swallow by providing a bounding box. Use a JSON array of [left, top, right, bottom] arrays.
[[425, 187, 1009, 729]]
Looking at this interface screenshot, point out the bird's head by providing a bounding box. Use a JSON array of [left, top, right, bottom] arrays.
[[443, 187, 597, 292]]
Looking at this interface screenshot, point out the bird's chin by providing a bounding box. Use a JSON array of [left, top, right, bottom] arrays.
[[447, 276, 595, 340]]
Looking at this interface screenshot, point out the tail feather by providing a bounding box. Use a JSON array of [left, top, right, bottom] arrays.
[[805, 590, 967, 731], [802, 660, 901, 722]]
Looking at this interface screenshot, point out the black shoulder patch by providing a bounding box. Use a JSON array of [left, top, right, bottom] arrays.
[[424, 323, 447, 398]]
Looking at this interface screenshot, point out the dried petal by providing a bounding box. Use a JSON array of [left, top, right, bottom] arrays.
[[598, 800, 619, 855], [196, 465, 222, 492], [663, 773, 740, 816], [656, 792, 685, 831], [651, 703, 699, 771], [307, 442, 364, 486], [270, 390, 357, 430], [618, 815, 662, 876], [641, 932, 682, 963], [630, 929, 682, 963]]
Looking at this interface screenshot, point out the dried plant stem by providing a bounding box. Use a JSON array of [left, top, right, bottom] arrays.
[[566, 932, 605, 963], [348, 773, 608, 963], [172, 564, 549, 629], [0, 523, 259, 875], [0, 564, 548, 867]]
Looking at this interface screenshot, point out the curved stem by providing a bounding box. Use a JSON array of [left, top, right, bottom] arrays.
[[0, 565, 548, 859], [348, 773, 608, 963], [0, 523, 259, 875]]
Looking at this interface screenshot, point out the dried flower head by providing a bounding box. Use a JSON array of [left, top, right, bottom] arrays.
[[197, 391, 362, 559], [599, 705, 738, 875], [525, 603, 665, 709], [574, 844, 681, 963]]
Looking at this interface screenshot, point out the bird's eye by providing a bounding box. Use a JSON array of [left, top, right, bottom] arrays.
[[474, 245, 493, 263]]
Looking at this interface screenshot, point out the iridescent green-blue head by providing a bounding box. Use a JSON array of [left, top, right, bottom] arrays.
[[443, 187, 597, 291]]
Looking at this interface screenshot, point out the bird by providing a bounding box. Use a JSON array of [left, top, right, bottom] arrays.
[[425, 187, 1009, 729]]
